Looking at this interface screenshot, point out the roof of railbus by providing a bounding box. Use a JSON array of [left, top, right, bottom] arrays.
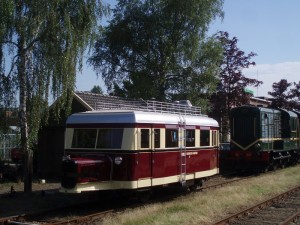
[[66, 110, 219, 127]]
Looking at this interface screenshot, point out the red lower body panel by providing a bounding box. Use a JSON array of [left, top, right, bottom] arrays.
[[61, 148, 218, 192]]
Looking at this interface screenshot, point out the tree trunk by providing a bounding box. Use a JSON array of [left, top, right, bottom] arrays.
[[221, 115, 230, 142], [18, 36, 32, 193], [221, 95, 231, 142]]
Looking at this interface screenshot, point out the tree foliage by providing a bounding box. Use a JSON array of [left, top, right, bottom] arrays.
[[0, 74, 16, 109], [210, 31, 262, 142], [0, 0, 107, 192], [91, 85, 104, 94], [89, 0, 224, 105], [268, 79, 300, 110], [268, 79, 293, 109], [289, 81, 300, 110]]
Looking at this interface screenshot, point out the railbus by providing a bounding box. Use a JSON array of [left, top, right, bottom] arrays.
[[60, 100, 219, 193]]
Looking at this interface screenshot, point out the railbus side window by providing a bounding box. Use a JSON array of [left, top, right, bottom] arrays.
[[140, 129, 150, 148], [96, 129, 123, 149], [200, 130, 210, 146], [212, 130, 218, 146], [72, 129, 97, 148], [154, 129, 160, 148], [166, 129, 178, 148], [186, 129, 195, 147]]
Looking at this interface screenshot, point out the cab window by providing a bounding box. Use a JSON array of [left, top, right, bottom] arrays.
[[96, 129, 123, 149], [141, 129, 150, 148], [72, 129, 97, 148]]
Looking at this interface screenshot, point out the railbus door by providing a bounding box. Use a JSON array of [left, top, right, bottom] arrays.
[[178, 115, 187, 185]]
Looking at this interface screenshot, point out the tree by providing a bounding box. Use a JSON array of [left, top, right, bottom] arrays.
[[0, 75, 16, 109], [211, 31, 262, 142], [289, 81, 300, 110], [168, 36, 223, 112], [89, 0, 224, 104], [91, 85, 104, 94], [268, 79, 293, 109], [0, 0, 108, 192]]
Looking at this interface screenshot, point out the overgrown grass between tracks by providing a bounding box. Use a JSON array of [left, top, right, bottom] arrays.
[[99, 165, 300, 225]]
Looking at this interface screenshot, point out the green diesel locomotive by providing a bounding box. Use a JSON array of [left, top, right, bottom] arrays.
[[226, 105, 300, 171]]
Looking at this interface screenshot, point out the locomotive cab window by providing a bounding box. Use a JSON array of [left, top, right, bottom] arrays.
[[72, 129, 97, 148], [291, 118, 298, 138]]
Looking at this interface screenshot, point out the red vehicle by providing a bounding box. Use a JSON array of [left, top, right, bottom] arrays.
[[10, 147, 24, 163], [60, 100, 219, 193]]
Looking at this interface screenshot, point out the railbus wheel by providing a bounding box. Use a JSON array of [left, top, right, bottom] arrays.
[[189, 179, 203, 191]]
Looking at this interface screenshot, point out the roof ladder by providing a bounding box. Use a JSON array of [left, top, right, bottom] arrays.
[[179, 115, 187, 186]]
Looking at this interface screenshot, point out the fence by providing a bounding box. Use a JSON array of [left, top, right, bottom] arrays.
[[0, 134, 19, 161]]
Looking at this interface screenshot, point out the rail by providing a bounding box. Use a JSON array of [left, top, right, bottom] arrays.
[[212, 185, 300, 225], [94, 99, 204, 116]]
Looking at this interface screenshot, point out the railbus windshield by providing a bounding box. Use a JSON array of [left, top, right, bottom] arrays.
[[71, 128, 124, 149]]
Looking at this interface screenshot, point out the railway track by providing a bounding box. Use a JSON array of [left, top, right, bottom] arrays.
[[0, 170, 295, 225], [0, 173, 243, 225], [212, 185, 300, 225]]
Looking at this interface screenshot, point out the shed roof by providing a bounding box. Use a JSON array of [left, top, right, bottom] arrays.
[[73, 92, 145, 111]]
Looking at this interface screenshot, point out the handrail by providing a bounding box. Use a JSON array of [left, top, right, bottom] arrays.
[[94, 99, 205, 116]]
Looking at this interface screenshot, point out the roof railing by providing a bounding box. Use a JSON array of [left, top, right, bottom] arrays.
[[94, 99, 204, 116]]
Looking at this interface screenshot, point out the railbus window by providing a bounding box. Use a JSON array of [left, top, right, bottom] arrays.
[[96, 129, 123, 149], [154, 129, 160, 148], [212, 130, 218, 146], [186, 129, 195, 147], [166, 129, 178, 148], [72, 129, 97, 148], [141, 129, 150, 148], [200, 130, 210, 146]]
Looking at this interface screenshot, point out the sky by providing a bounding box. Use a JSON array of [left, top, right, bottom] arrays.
[[76, 0, 300, 97]]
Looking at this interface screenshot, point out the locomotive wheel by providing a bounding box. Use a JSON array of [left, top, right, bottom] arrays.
[[261, 166, 269, 173], [270, 162, 278, 171]]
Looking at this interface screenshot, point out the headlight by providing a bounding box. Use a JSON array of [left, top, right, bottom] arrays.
[[114, 156, 123, 165], [62, 155, 71, 161], [254, 143, 261, 151]]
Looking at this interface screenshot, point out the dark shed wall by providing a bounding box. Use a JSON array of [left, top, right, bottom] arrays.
[[37, 98, 89, 178], [38, 126, 65, 178]]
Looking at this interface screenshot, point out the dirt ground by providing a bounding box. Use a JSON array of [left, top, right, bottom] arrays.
[[0, 180, 92, 217], [0, 175, 226, 218]]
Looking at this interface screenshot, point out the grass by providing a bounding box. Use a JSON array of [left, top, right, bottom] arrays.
[[99, 165, 300, 225]]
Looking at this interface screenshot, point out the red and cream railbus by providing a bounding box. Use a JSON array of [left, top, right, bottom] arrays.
[[60, 100, 219, 193]]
